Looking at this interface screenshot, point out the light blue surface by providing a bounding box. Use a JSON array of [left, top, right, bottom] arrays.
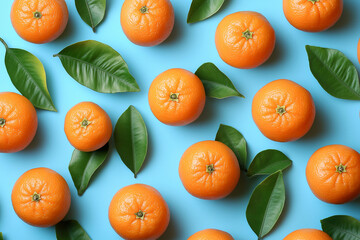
[[1, 0, 360, 239]]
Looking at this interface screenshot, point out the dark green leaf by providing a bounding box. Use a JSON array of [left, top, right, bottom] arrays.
[[75, 0, 106, 32], [246, 171, 285, 238], [215, 124, 247, 170], [0, 38, 56, 111], [56, 220, 91, 240], [321, 215, 360, 240], [187, 0, 225, 24], [306, 45, 360, 100], [69, 143, 109, 196], [54, 40, 140, 93], [247, 150, 292, 177], [114, 106, 148, 178], [0, 232, 3, 240], [195, 62, 244, 99]]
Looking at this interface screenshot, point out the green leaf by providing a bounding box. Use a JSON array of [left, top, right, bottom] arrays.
[[114, 106, 148, 178], [306, 45, 360, 100], [246, 171, 285, 238], [0, 38, 56, 111], [69, 143, 109, 196], [321, 215, 360, 240], [54, 40, 140, 93], [75, 0, 106, 32], [187, 0, 225, 24], [215, 124, 247, 170], [195, 62, 244, 99], [247, 150, 292, 178], [0, 232, 3, 240], [56, 220, 91, 240]]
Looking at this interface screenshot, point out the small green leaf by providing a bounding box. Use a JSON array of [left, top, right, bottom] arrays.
[[69, 143, 109, 196], [114, 106, 148, 178], [246, 171, 285, 238], [215, 124, 247, 170], [0, 232, 3, 240], [306, 45, 360, 100], [75, 0, 106, 32], [187, 0, 225, 24], [0, 38, 56, 111], [54, 40, 140, 93], [56, 220, 91, 240], [247, 150, 292, 177], [321, 215, 360, 240], [195, 62, 244, 99]]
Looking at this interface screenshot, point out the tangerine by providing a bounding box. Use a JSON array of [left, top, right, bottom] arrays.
[[252, 79, 315, 142], [0, 92, 37, 153], [121, 0, 174, 46], [179, 140, 240, 200], [306, 144, 360, 204], [11, 167, 71, 227], [215, 11, 276, 69], [148, 68, 206, 126], [283, 228, 332, 240], [283, 0, 343, 32], [108, 184, 170, 240], [188, 229, 235, 240], [11, 0, 69, 44], [64, 102, 112, 152]]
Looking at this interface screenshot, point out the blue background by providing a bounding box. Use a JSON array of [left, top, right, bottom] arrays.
[[1, 0, 360, 239]]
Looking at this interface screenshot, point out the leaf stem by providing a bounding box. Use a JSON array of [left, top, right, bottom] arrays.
[[53, 54, 59, 57], [0, 37, 9, 49]]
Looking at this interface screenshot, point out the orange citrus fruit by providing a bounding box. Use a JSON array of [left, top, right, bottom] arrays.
[[306, 144, 360, 204], [11, 167, 71, 227], [0, 92, 38, 153], [283, 229, 332, 240], [215, 11, 276, 69], [121, 0, 174, 46], [11, 0, 69, 44], [108, 184, 170, 240], [188, 229, 235, 240], [148, 68, 206, 126], [179, 140, 240, 200], [252, 79, 316, 142], [64, 102, 112, 152], [283, 0, 343, 32]]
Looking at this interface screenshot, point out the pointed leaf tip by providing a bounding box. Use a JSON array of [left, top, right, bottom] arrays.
[[195, 62, 244, 99], [114, 106, 148, 177]]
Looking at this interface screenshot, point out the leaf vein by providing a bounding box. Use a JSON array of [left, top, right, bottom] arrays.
[[310, 49, 360, 98], [258, 174, 282, 237], [56, 54, 138, 90], [8, 50, 51, 103], [84, 0, 95, 29]]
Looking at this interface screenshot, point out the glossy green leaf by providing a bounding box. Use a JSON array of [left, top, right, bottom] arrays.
[[215, 124, 247, 170], [0, 38, 56, 111], [114, 106, 148, 178], [56, 220, 91, 240], [75, 0, 106, 32], [321, 215, 360, 240], [187, 0, 225, 23], [306, 45, 360, 100], [247, 150, 292, 177], [69, 143, 109, 196], [54, 40, 140, 93], [246, 171, 285, 238], [195, 62, 244, 99]]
